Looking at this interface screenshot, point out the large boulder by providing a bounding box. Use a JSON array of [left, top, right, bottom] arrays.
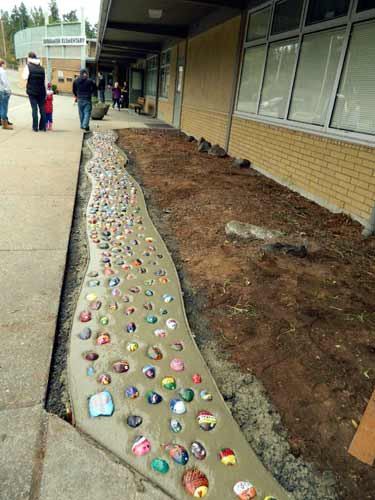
[[208, 144, 227, 158], [198, 140, 211, 153], [225, 221, 284, 240], [233, 158, 251, 169]]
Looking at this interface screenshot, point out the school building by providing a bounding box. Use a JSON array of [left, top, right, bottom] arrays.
[[97, 0, 375, 233], [14, 19, 96, 93]]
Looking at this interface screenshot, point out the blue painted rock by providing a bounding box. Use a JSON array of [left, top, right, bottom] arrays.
[[162, 294, 174, 303], [79, 327, 91, 340], [125, 386, 139, 399], [88, 390, 114, 417], [200, 390, 213, 401], [191, 441, 206, 460], [146, 391, 163, 405], [170, 419, 182, 433], [151, 458, 169, 474], [108, 277, 120, 287], [126, 322, 136, 333], [169, 399, 187, 415], [165, 443, 189, 465], [146, 315, 158, 324], [127, 415, 143, 428]]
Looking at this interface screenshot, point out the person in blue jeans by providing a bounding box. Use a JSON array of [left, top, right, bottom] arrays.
[[22, 52, 46, 132], [73, 69, 96, 131], [0, 58, 13, 129]]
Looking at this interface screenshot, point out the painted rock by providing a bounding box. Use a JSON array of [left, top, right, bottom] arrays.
[[233, 481, 257, 499], [180, 388, 194, 402], [151, 458, 169, 474], [170, 358, 185, 372], [159, 308, 168, 315], [144, 279, 155, 285], [200, 390, 213, 401], [197, 411, 217, 431], [165, 443, 189, 465], [191, 441, 206, 461], [84, 352, 98, 361], [146, 391, 163, 405], [126, 322, 136, 333], [88, 271, 98, 278], [127, 341, 139, 352], [127, 415, 143, 428], [79, 311, 91, 322], [113, 360, 130, 373], [147, 346, 163, 361], [131, 436, 151, 457], [154, 328, 167, 338], [169, 399, 187, 415], [125, 306, 136, 315], [171, 341, 184, 351], [192, 374, 202, 384], [142, 365, 156, 379], [162, 294, 174, 303], [145, 289, 154, 297], [112, 288, 121, 297], [129, 286, 141, 294], [79, 327, 91, 340], [104, 268, 114, 276], [146, 314, 158, 324], [264, 497, 278, 500], [143, 302, 154, 311], [88, 279, 100, 287], [145, 237, 153, 243], [125, 386, 139, 399], [108, 277, 120, 287], [86, 293, 97, 302], [182, 468, 209, 498], [170, 418, 182, 433], [166, 319, 177, 330], [162, 376, 176, 391], [88, 390, 114, 417], [96, 333, 110, 345], [89, 299, 102, 311], [98, 373, 111, 385], [219, 448, 236, 465], [99, 316, 109, 326], [159, 277, 169, 284], [109, 302, 118, 311]]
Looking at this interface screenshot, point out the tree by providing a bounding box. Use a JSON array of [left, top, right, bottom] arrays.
[[18, 2, 31, 30], [85, 20, 97, 39], [30, 7, 45, 26], [63, 10, 78, 23], [48, 0, 60, 24]]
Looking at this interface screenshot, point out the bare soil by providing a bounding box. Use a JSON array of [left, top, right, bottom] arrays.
[[118, 128, 375, 499]]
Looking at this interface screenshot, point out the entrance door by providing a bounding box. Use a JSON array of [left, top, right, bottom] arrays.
[[173, 56, 185, 128], [129, 68, 144, 105]]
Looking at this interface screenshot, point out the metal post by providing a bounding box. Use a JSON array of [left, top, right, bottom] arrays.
[[154, 53, 161, 119], [0, 19, 7, 59]]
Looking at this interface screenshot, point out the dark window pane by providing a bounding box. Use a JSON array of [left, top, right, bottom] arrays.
[[306, 0, 350, 25], [272, 0, 304, 34], [357, 0, 375, 12], [247, 7, 271, 41]]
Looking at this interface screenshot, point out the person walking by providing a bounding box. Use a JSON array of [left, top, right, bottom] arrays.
[[22, 51, 46, 132], [98, 72, 106, 103], [45, 83, 54, 130], [73, 69, 96, 132], [0, 59, 13, 130], [112, 82, 121, 110], [121, 81, 129, 109]]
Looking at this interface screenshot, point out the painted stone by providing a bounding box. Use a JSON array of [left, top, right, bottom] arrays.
[[171, 341, 184, 351], [191, 441, 206, 461], [219, 448, 237, 465], [145, 289, 154, 297], [145, 237, 153, 243], [131, 436, 151, 457], [108, 277, 120, 287], [96, 333, 110, 345], [126, 322, 136, 333], [87, 366, 95, 376], [143, 302, 154, 311], [88, 279, 100, 287], [162, 376, 176, 391], [98, 373, 111, 385], [233, 481, 257, 499], [151, 458, 169, 474], [142, 365, 156, 379], [127, 341, 139, 352], [146, 391, 163, 405], [79, 327, 91, 340], [200, 390, 213, 401], [84, 352, 98, 361], [88, 271, 98, 278], [264, 497, 278, 500], [197, 411, 217, 431], [147, 345, 163, 361], [192, 374, 202, 384], [129, 286, 141, 294], [165, 443, 189, 465], [99, 316, 109, 326], [170, 418, 182, 433], [159, 277, 169, 284], [155, 269, 166, 277], [146, 315, 158, 324], [159, 308, 168, 315], [125, 306, 136, 315], [182, 468, 209, 498], [180, 388, 194, 402], [113, 360, 130, 373], [169, 399, 187, 415], [89, 300, 102, 311], [112, 288, 121, 297], [127, 415, 143, 428], [125, 386, 139, 399], [86, 293, 97, 301], [109, 302, 118, 311], [88, 390, 114, 417], [79, 311, 91, 322], [166, 319, 177, 330], [144, 279, 155, 286], [162, 293, 174, 303], [104, 268, 114, 276], [170, 358, 185, 372], [154, 328, 167, 338]]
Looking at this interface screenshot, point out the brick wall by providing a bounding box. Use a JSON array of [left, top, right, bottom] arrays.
[[181, 105, 229, 146], [229, 117, 375, 226]]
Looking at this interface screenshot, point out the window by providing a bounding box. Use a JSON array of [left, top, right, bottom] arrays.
[[237, 46, 266, 113], [259, 38, 298, 118], [146, 56, 158, 97], [272, 0, 304, 34], [67, 77, 73, 82], [357, 0, 375, 12], [289, 28, 345, 124], [306, 0, 350, 25], [247, 7, 271, 41], [331, 20, 375, 135], [159, 50, 171, 98], [58, 78, 65, 83]]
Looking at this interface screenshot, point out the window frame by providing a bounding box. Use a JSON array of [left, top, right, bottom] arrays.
[[159, 48, 171, 99], [235, 0, 375, 145], [146, 55, 158, 98]]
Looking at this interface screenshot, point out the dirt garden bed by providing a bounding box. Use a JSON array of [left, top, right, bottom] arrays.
[[118, 128, 375, 499]]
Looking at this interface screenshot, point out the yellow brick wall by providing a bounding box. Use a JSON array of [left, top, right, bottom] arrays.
[[229, 117, 375, 225], [181, 105, 228, 146]]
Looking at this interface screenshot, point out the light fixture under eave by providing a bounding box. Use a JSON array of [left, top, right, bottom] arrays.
[[148, 9, 163, 19]]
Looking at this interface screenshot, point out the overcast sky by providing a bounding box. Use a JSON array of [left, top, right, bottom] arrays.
[[1, 0, 101, 25]]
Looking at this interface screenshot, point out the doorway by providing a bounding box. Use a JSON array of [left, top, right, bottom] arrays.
[[129, 68, 144, 105]]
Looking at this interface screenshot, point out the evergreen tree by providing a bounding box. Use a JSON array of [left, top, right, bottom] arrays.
[[48, 0, 60, 24], [30, 7, 45, 26], [63, 10, 79, 23], [85, 20, 97, 38], [18, 2, 31, 29]]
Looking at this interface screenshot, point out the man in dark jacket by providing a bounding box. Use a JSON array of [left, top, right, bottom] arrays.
[[22, 51, 46, 132], [73, 69, 96, 131]]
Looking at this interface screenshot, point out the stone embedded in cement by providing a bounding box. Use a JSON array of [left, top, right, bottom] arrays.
[[191, 441, 207, 461], [225, 220, 285, 241], [182, 468, 209, 498], [88, 390, 114, 417]]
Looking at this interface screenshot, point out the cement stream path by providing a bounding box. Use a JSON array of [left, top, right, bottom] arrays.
[[68, 130, 290, 500]]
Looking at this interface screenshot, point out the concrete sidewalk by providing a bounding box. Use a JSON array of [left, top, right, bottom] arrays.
[[0, 95, 171, 500]]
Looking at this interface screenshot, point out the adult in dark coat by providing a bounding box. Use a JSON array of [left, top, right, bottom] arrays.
[[73, 69, 96, 131], [22, 51, 46, 132]]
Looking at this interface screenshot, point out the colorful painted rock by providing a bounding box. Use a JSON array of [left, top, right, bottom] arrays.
[[171, 341, 184, 351], [146, 314, 158, 324], [97, 373, 111, 385], [154, 328, 167, 338], [151, 458, 169, 474], [192, 374, 202, 384], [127, 341, 139, 352], [197, 411, 217, 431], [142, 365, 156, 379], [170, 418, 182, 433], [79, 311, 91, 322], [165, 443, 189, 465], [88, 279, 100, 287], [162, 294, 174, 303], [233, 481, 257, 499], [88, 390, 114, 417], [125, 386, 139, 399], [200, 390, 212, 401], [108, 277, 120, 287], [79, 327, 91, 340], [191, 441, 206, 461], [112, 360, 129, 373], [166, 319, 177, 330], [146, 391, 163, 405], [169, 399, 187, 415], [145, 289, 154, 297], [131, 436, 151, 457], [219, 448, 236, 465], [96, 333, 110, 345], [147, 346, 163, 361], [127, 415, 143, 428], [182, 468, 209, 498], [84, 352, 98, 361], [125, 306, 136, 315], [126, 322, 136, 333], [86, 293, 97, 301], [180, 388, 194, 402], [99, 316, 109, 326], [170, 358, 184, 372], [264, 497, 278, 500], [162, 376, 176, 391]]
